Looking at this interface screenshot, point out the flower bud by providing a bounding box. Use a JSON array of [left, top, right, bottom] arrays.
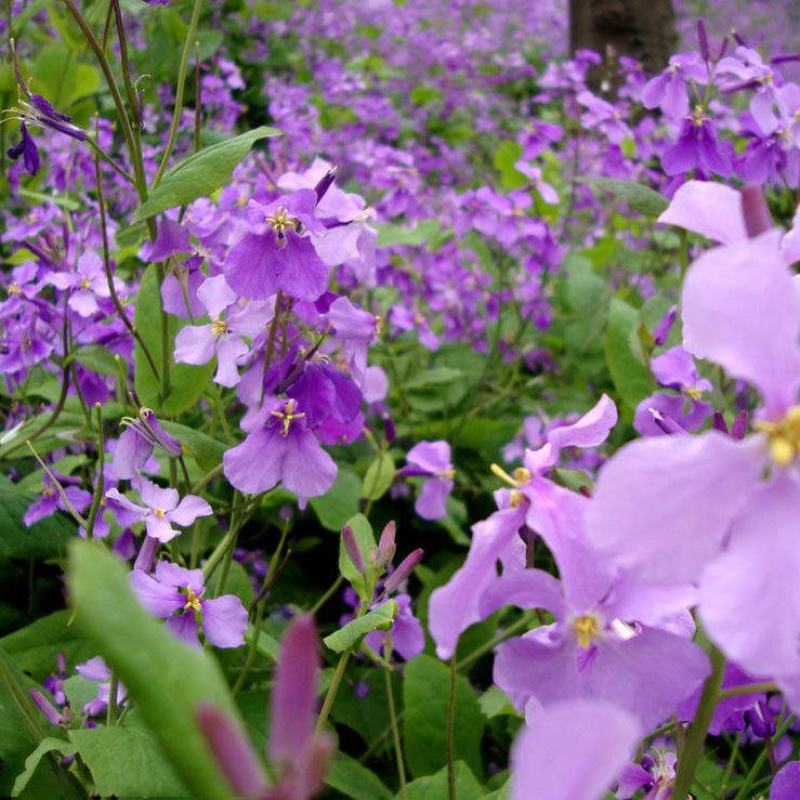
[[342, 525, 366, 574], [697, 20, 710, 62], [741, 184, 773, 238], [376, 521, 397, 566], [383, 548, 423, 595]]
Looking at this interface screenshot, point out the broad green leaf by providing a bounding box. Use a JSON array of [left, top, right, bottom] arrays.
[[323, 600, 397, 653], [309, 468, 362, 531], [493, 140, 527, 190], [325, 752, 393, 800], [402, 655, 485, 779], [244, 625, 280, 662], [477, 686, 516, 720], [11, 738, 76, 797], [0, 476, 75, 560], [135, 126, 282, 220], [399, 761, 484, 800], [62, 675, 97, 714], [376, 220, 440, 248], [69, 721, 188, 798], [0, 611, 94, 681], [74, 345, 120, 377], [0, 411, 85, 461], [159, 421, 226, 472], [17, 189, 81, 211], [33, 44, 100, 109], [361, 452, 395, 501], [66, 541, 244, 800], [578, 177, 668, 218], [406, 367, 468, 413], [605, 298, 655, 409], [133, 265, 215, 415]]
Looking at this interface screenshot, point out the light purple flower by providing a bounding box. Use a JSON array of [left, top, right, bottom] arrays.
[[642, 53, 707, 119], [130, 561, 247, 648], [403, 440, 454, 521], [106, 478, 212, 543], [75, 656, 127, 717], [223, 398, 337, 499], [510, 699, 641, 800], [24, 472, 91, 527], [772, 761, 800, 800], [174, 275, 272, 387], [661, 110, 733, 178]]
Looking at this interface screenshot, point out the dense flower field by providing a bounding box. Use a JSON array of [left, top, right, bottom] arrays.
[[4, 1, 800, 798]]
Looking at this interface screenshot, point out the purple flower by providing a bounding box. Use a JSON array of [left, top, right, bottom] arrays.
[[24, 472, 91, 527], [577, 91, 632, 144], [75, 656, 127, 717], [130, 561, 247, 648], [403, 440, 455, 521], [772, 761, 800, 800], [106, 478, 212, 543], [642, 54, 707, 119], [617, 748, 676, 799], [223, 398, 337, 499], [7, 122, 40, 175], [47, 252, 121, 318], [112, 408, 182, 480], [174, 275, 271, 387], [510, 699, 641, 800], [661, 110, 733, 178], [225, 190, 330, 302]]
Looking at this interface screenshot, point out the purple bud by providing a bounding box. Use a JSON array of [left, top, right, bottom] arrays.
[[196, 703, 269, 797], [771, 53, 800, 66], [652, 304, 677, 346], [717, 37, 730, 60], [697, 20, 710, 62], [746, 700, 776, 739], [382, 413, 396, 444], [383, 548, 424, 595], [741, 184, 773, 238], [56, 652, 67, 674], [649, 409, 686, 436], [376, 521, 396, 565], [731, 410, 748, 440], [270, 616, 320, 768], [732, 30, 748, 47], [140, 409, 182, 458], [712, 411, 729, 435], [30, 688, 65, 726], [314, 168, 337, 204], [342, 525, 366, 573], [133, 535, 159, 572], [7, 123, 40, 176]]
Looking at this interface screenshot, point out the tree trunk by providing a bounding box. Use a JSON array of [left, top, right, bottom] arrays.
[[569, 0, 677, 76]]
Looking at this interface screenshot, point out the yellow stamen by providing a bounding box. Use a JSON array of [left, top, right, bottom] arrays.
[[573, 614, 600, 649], [685, 387, 704, 401], [79, 277, 92, 290], [153, 507, 166, 519], [270, 399, 305, 437], [755, 405, 800, 467], [266, 207, 299, 237], [211, 317, 227, 337], [8, 282, 22, 296], [183, 587, 203, 613]]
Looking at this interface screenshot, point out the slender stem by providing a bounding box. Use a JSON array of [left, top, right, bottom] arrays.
[[111, 0, 140, 129], [718, 681, 777, 699], [94, 153, 161, 381], [672, 645, 726, 799], [446, 655, 457, 800], [84, 405, 105, 538], [85, 136, 134, 185], [315, 650, 351, 733], [106, 672, 119, 724], [734, 714, 796, 800], [456, 610, 536, 671], [193, 40, 202, 153], [156, 264, 172, 402], [191, 463, 223, 494], [214, 528, 239, 596], [153, 0, 204, 186], [310, 575, 344, 616], [384, 640, 407, 800]]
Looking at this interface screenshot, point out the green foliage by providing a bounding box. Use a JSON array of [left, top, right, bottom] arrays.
[[133, 265, 215, 415], [338, 513, 377, 601], [66, 541, 244, 800], [579, 177, 669, 217], [135, 126, 282, 220], [400, 761, 485, 799], [493, 141, 527, 190], [159, 421, 226, 471], [323, 600, 398, 653], [361, 451, 396, 501], [309, 468, 362, 531], [605, 297, 655, 410], [325, 752, 394, 800], [402, 655, 485, 778], [376, 220, 441, 247], [11, 738, 77, 797]]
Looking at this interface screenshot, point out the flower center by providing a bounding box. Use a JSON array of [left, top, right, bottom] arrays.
[[211, 317, 227, 337], [755, 406, 800, 467], [572, 614, 601, 649], [689, 105, 707, 127], [270, 399, 305, 437], [153, 507, 166, 519], [79, 277, 91, 290], [183, 586, 203, 613], [8, 281, 22, 296], [266, 207, 300, 247]]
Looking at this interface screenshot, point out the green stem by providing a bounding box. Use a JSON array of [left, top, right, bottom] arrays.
[[156, 263, 171, 402], [672, 645, 726, 799], [106, 672, 119, 725], [84, 405, 105, 539], [734, 714, 796, 800], [718, 681, 777, 699], [446, 655, 457, 800], [153, 0, 204, 186], [384, 641, 407, 800], [315, 649, 350, 733], [214, 527, 239, 596], [110, 0, 140, 129], [310, 575, 344, 616], [456, 610, 536, 671]]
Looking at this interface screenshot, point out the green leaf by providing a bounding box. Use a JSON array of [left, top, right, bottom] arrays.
[[376, 220, 440, 248], [323, 600, 398, 653], [325, 752, 393, 800], [493, 141, 527, 190], [133, 265, 215, 415], [135, 126, 282, 220], [406, 367, 468, 413], [578, 177, 668, 218], [361, 452, 395, 501], [402, 655, 485, 779], [69, 721, 188, 798], [309, 468, 362, 531], [62, 675, 97, 714], [244, 625, 280, 663], [0, 611, 94, 682], [338, 514, 376, 600], [0, 476, 75, 559], [66, 541, 244, 800], [33, 44, 100, 109], [159, 421, 226, 472], [605, 297, 655, 409], [74, 345, 120, 377], [11, 738, 76, 797], [399, 762, 484, 800]]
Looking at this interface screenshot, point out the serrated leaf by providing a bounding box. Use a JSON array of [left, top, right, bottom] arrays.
[[579, 177, 668, 217], [133, 265, 215, 415], [11, 737, 76, 797], [69, 722, 187, 798], [323, 600, 397, 653], [66, 541, 243, 800], [605, 297, 655, 409], [402, 655, 484, 779], [135, 126, 281, 220], [361, 452, 395, 501]]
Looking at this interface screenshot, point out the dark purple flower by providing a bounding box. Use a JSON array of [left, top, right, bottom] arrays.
[[661, 110, 733, 177], [7, 122, 40, 175]]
